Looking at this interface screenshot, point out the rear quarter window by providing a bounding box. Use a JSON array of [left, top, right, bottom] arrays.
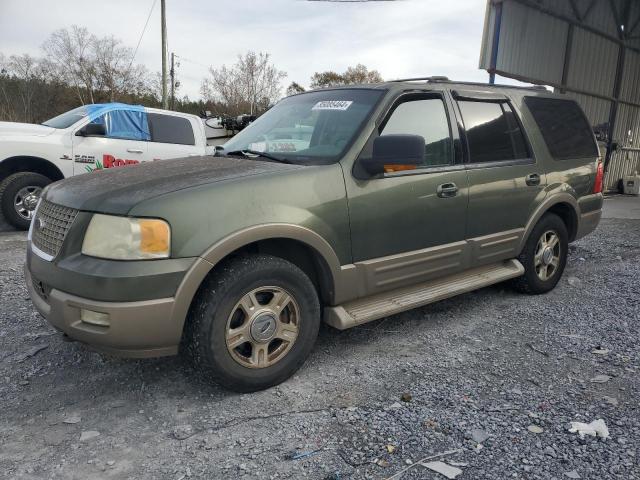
[[148, 113, 195, 145], [524, 97, 598, 160]]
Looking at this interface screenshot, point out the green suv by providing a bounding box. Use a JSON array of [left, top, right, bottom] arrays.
[[25, 78, 603, 391]]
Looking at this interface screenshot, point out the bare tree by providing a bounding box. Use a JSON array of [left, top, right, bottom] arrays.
[[310, 64, 383, 89], [201, 52, 286, 115], [286, 81, 306, 96], [42, 25, 151, 105], [42, 25, 96, 104]]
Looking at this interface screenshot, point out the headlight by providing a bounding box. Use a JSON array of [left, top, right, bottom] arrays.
[[82, 214, 171, 260]]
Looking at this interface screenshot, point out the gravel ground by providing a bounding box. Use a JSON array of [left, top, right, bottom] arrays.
[[0, 214, 638, 480]]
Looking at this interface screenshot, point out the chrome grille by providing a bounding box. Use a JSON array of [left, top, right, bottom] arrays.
[[31, 200, 78, 258]]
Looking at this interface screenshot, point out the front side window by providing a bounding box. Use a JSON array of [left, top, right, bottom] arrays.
[[458, 101, 529, 163], [524, 97, 598, 160], [380, 98, 453, 169], [90, 109, 151, 141], [221, 88, 385, 164], [148, 113, 195, 145]]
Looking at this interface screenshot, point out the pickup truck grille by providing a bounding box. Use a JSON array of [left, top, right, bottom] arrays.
[[31, 200, 78, 259]]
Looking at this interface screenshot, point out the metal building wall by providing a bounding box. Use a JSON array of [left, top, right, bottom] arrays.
[[480, 0, 640, 191]]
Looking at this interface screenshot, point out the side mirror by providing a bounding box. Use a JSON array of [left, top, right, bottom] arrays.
[[360, 134, 425, 176], [77, 122, 106, 137]]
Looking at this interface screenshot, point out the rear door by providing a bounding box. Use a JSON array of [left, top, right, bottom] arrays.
[[71, 107, 150, 174], [450, 90, 546, 266], [345, 92, 470, 295], [146, 113, 201, 160]]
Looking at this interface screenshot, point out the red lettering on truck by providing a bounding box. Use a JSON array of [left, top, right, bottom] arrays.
[[103, 154, 140, 168]]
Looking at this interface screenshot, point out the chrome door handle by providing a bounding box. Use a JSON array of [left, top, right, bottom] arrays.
[[525, 173, 541, 186], [437, 182, 458, 198], [127, 148, 143, 154]]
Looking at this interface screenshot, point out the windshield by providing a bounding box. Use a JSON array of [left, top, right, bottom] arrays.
[[222, 88, 385, 164], [42, 106, 90, 129]]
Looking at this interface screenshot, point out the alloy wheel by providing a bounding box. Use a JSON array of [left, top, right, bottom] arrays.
[[225, 286, 300, 369], [14, 186, 42, 221], [534, 230, 561, 281]]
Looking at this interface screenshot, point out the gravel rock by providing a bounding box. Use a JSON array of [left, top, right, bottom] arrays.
[[0, 217, 639, 479], [79, 430, 100, 441]]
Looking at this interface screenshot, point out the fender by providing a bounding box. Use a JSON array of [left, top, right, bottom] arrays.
[[518, 192, 579, 253], [168, 224, 350, 333]]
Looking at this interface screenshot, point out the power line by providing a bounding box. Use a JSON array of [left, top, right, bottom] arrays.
[[128, 0, 158, 72]]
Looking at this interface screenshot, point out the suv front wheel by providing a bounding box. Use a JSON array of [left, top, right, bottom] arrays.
[[183, 254, 321, 392], [512, 213, 568, 294]]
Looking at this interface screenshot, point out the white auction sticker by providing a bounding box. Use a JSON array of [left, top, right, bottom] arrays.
[[312, 100, 353, 111]]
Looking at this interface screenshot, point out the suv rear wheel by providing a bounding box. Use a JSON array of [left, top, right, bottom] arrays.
[[183, 254, 320, 392], [0, 172, 52, 230], [512, 213, 568, 294]]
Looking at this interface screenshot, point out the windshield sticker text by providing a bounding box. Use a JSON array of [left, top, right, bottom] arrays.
[[312, 100, 353, 111]]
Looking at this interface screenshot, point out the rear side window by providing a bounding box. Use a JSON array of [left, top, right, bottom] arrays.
[[524, 97, 598, 159], [380, 98, 453, 168], [458, 101, 529, 163], [148, 113, 195, 145]]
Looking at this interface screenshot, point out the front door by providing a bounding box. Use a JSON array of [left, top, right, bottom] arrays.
[[345, 93, 470, 294], [72, 108, 150, 174]]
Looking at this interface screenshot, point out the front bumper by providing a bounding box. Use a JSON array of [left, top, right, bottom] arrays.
[[26, 265, 181, 357]]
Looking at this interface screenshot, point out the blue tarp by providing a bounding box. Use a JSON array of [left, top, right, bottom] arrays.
[[85, 103, 150, 141]]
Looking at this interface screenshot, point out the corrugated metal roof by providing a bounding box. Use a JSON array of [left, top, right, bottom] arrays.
[[566, 28, 618, 97], [495, 1, 568, 84], [621, 50, 640, 104]]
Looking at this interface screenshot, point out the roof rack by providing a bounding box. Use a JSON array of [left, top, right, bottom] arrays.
[[389, 76, 450, 83], [389, 76, 549, 92]]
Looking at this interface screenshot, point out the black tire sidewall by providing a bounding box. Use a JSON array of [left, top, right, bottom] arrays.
[[192, 255, 320, 391], [520, 214, 568, 293], [1, 173, 51, 230]]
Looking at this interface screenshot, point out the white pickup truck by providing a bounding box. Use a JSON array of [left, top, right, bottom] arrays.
[[0, 103, 216, 229]]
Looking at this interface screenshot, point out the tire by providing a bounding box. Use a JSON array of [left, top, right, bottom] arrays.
[[0, 172, 51, 230], [182, 254, 321, 392], [512, 213, 568, 294]]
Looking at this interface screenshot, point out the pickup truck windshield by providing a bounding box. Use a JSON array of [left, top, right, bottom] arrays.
[[42, 106, 89, 129], [221, 89, 385, 164]]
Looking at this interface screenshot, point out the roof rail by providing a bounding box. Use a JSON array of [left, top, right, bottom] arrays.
[[389, 76, 550, 92], [389, 76, 450, 83]]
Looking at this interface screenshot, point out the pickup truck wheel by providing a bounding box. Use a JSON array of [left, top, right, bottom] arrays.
[[0, 172, 51, 230], [183, 254, 320, 392], [512, 213, 568, 294]]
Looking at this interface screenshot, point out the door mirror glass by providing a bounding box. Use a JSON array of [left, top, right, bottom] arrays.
[[78, 122, 106, 137], [362, 134, 425, 176]]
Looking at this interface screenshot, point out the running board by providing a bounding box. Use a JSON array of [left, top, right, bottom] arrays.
[[324, 259, 524, 330]]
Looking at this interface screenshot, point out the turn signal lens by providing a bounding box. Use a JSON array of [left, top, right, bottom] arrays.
[[140, 219, 170, 255]]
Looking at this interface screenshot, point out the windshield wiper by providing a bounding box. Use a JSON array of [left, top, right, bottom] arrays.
[[224, 149, 293, 164]]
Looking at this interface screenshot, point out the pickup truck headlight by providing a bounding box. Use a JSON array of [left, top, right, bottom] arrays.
[[82, 214, 171, 260]]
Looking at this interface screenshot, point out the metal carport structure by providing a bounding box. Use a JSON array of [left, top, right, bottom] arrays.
[[480, 0, 640, 191]]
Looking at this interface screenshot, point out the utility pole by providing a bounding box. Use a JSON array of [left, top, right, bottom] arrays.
[[160, 0, 168, 109], [170, 52, 175, 110]]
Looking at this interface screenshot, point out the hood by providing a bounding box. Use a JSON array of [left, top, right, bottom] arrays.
[[44, 155, 302, 214], [0, 121, 57, 137]]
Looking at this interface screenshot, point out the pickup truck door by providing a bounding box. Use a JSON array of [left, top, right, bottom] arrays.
[[71, 108, 150, 174], [146, 113, 202, 160], [345, 93, 470, 295]]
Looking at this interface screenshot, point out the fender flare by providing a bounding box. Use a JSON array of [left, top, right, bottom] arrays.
[[518, 193, 579, 252], [170, 224, 345, 332]]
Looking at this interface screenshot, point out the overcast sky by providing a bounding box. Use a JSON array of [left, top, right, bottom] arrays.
[[0, 0, 516, 99]]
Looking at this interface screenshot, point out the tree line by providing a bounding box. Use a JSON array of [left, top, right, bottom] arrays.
[[0, 25, 384, 124]]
